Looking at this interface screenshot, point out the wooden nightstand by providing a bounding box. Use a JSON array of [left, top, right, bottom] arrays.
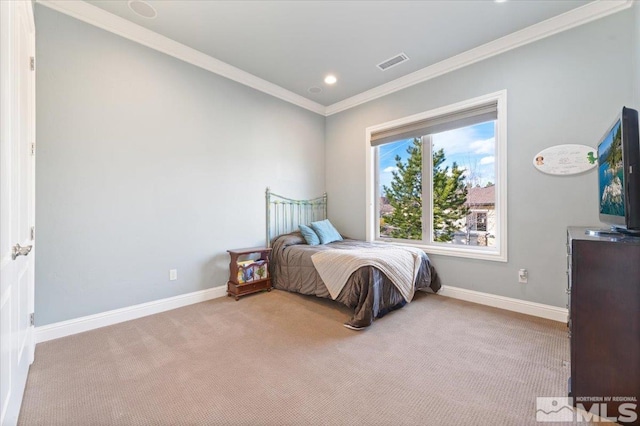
[[226, 247, 272, 301]]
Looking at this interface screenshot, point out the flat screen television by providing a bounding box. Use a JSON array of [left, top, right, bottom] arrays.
[[597, 106, 640, 235]]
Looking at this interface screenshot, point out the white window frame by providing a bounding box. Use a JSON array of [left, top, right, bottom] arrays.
[[365, 90, 508, 262]]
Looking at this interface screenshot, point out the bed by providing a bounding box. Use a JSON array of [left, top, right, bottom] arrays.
[[266, 188, 441, 329]]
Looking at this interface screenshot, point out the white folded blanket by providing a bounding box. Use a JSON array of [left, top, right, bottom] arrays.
[[311, 245, 424, 302]]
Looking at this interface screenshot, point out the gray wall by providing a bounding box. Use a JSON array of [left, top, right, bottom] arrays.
[[325, 10, 635, 308], [35, 6, 325, 325], [36, 4, 636, 325], [635, 2, 640, 109]]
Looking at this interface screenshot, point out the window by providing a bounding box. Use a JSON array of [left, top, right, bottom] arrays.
[[473, 212, 488, 232], [366, 91, 507, 261]]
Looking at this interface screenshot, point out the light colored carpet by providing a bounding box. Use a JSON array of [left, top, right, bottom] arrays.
[[19, 290, 569, 425]]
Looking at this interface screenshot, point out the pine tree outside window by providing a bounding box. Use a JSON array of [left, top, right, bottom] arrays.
[[366, 91, 507, 262]]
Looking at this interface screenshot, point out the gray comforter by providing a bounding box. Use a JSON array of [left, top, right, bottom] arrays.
[[270, 232, 441, 328]]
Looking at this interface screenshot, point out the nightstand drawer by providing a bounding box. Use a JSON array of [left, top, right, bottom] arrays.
[[238, 280, 269, 294], [227, 279, 271, 300]]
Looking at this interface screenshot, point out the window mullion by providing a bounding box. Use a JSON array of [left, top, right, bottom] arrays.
[[421, 135, 433, 244], [374, 147, 381, 239]]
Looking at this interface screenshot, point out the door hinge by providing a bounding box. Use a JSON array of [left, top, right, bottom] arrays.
[[30, 313, 34, 327], [30, 226, 35, 241], [31, 143, 35, 156], [30, 56, 34, 71]]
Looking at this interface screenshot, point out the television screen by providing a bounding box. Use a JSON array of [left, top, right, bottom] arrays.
[[598, 119, 625, 218]]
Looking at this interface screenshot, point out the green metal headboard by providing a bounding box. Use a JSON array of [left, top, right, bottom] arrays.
[[265, 187, 327, 247]]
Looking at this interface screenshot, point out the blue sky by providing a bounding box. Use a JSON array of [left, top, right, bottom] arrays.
[[379, 121, 496, 191]]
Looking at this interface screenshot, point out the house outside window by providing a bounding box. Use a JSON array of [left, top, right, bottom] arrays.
[[366, 91, 507, 262]]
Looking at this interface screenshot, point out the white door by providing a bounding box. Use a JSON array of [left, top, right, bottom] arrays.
[[0, 1, 36, 425]]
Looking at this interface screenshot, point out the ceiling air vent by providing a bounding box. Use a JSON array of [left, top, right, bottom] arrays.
[[377, 53, 409, 71]]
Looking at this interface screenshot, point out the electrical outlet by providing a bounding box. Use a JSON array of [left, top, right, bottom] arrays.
[[169, 269, 177, 281], [518, 269, 528, 283]]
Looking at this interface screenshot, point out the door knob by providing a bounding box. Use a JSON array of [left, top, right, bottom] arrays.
[[12, 243, 32, 260]]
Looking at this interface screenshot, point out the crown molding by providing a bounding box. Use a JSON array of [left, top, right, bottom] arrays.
[[325, 0, 633, 116], [36, 0, 632, 118], [35, 0, 327, 116]]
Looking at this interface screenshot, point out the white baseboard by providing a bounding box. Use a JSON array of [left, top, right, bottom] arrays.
[[437, 285, 568, 323], [35, 284, 567, 343], [35, 286, 228, 343]]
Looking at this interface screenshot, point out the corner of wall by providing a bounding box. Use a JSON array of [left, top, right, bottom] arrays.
[[635, 1, 640, 109]]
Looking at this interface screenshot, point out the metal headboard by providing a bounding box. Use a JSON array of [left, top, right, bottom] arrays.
[[266, 187, 327, 247]]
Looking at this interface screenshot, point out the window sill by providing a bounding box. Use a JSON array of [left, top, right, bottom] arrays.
[[375, 238, 507, 262]]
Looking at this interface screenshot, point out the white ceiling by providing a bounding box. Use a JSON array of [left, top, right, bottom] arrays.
[[82, 0, 595, 107], [46, 0, 632, 115]]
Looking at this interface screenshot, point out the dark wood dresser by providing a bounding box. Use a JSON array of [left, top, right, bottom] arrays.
[[567, 227, 640, 424]]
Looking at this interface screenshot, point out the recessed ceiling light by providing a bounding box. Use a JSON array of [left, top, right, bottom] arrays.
[[495, 0, 507, 3], [324, 75, 337, 85], [128, 0, 157, 19], [308, 86, 322, 94]]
